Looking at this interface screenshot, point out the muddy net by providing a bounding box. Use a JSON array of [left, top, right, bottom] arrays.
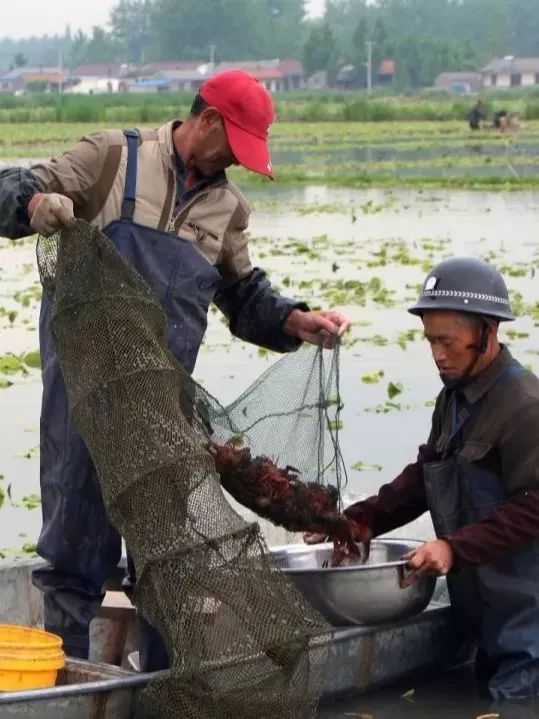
[[37, 219, 353, 718]]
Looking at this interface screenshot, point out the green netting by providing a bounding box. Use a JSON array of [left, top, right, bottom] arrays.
[[37, 219, 354, 718]]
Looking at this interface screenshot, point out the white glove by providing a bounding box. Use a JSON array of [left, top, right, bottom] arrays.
[[30, 193, 75, 236]]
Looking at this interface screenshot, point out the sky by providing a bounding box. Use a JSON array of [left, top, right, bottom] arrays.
[[1, 0, 325, 40]]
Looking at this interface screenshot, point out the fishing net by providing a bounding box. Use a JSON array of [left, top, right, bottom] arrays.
[[36, 219, 354, 718]]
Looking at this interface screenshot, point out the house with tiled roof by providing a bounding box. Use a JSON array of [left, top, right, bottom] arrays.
[[0, 67, 69, 93], [213, 59, 304, 91], [482, 57, 539, 89]]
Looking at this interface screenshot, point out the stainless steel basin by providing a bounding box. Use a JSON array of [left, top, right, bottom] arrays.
[[272, 539, 436, 626]]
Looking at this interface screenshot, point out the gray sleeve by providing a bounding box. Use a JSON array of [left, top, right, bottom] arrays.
[[0, 167, 43, 239], [31, 131, 117, 222]]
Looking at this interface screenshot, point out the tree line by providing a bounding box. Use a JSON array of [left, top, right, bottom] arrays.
[[1, 0, 538, 90]]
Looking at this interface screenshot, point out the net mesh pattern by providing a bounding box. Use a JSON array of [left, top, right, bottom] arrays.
[[37, 220, 349, 718]]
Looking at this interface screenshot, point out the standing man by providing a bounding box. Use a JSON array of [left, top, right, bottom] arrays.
[[308, 257, 539, 702], [468, 98, 486, 130], [0, 70, 350, 669]]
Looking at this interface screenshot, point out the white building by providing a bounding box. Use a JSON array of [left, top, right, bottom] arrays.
[[64, 78, 126, 94], [482, 57, 539, 89]]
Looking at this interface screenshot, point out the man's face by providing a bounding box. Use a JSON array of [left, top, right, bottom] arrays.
[[422, 311, 482, 380], [187, 108, 238, 177]]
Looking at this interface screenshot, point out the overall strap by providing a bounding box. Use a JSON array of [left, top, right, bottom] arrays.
[[121, 129, 140, 221], [450, 397, 472, 444], [497, 362, 525, 382]]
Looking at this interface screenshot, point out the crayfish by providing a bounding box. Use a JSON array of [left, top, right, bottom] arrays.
[[207, 440, 370, 567]]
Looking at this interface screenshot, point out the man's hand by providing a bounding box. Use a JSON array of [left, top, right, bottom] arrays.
[[284, 309, 351, 348], [29, 192, 76, 237], [400, 539, 454, 588]]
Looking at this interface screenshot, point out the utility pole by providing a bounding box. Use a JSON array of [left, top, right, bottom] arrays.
[[366, 40, 373, 94], [209, 44, 217, 73], [141, 0, 151, 66], [58, 48, 63, 94]]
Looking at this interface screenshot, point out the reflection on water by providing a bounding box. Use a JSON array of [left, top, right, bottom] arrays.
[[318, 665, 539, 718], [275, 140, 539, 165], [273, 139, 539, 181]]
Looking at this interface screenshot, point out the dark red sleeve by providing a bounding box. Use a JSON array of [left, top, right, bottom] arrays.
[[344, 444, 435, 537], [444, 489, 539, 568]]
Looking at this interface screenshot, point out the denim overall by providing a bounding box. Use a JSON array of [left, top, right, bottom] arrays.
[[33, 130, 222, 668]]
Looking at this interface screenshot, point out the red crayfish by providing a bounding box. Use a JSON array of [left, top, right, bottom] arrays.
[[207, 440, 370, 567]]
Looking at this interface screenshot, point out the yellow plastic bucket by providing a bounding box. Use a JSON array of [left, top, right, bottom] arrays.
[[0, 624, 65, 691]]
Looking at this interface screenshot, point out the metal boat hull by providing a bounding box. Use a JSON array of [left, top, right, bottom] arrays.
[[0, 555, 457, 716]]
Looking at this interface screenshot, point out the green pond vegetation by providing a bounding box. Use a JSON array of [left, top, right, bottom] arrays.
[[0, 119, 539, 189]]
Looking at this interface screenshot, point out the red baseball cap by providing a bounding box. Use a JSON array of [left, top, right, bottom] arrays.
[[200, 70, 275, 179]]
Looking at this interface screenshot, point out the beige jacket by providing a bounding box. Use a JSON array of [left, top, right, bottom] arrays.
[[31, 122, 252, 287]]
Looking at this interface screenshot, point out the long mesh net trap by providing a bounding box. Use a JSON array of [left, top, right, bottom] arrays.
[[36, 219, 360, 718]]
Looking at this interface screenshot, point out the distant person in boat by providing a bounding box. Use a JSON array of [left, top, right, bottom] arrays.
[[307, 257, 539, 703], [468, 99, 486, 130]]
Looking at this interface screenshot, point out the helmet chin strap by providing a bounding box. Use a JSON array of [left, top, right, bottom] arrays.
[[440, 322, 490, 390]]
